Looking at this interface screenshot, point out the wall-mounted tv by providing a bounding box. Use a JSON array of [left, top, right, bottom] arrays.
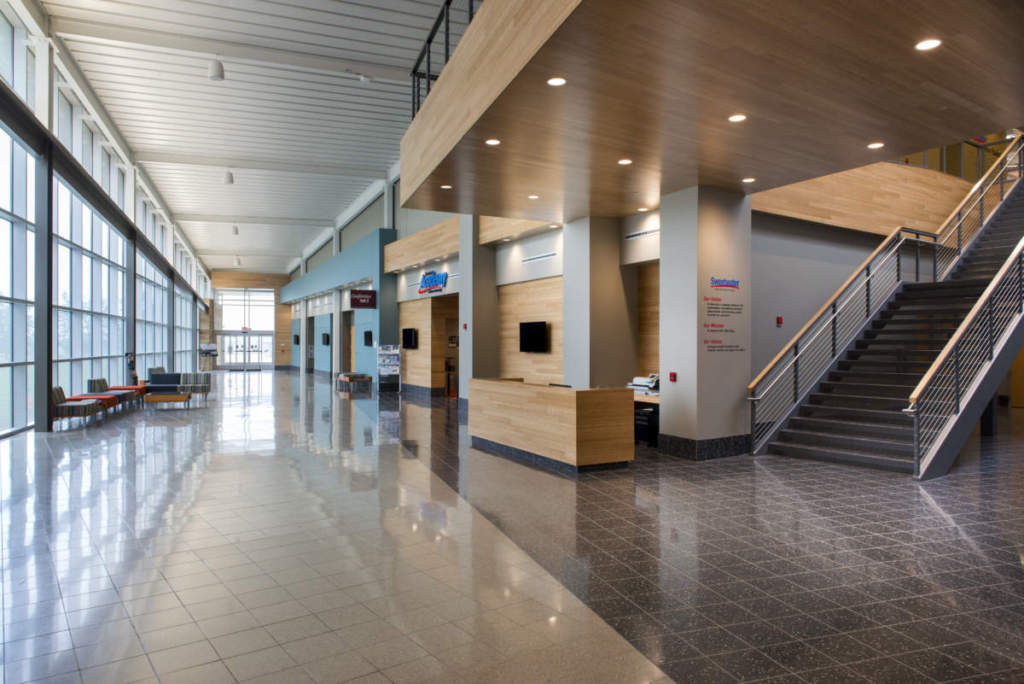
[[364, 330, 373, 346], [519, 321, 549, 353], [402, 328, 418, 349], [293, 334, 300, 345], [321, 333, 330, 346]]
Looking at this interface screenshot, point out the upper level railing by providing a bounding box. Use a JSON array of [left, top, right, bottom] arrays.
[[748, 134, 1024, 455], [410, 0, 479, 118], [890, 131, 1020, 184], [905, 137, 1024, 476]]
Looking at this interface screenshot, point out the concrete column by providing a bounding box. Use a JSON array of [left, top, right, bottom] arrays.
[[562, 217, 637, 388], [332, 290, 342, 376], [659, 186, 752, 459], [458, 215, 499, 400]]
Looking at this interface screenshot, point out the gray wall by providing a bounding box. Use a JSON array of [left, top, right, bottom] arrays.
[[495, 229, 563, 285], [393, 180, 458, 240], [340, 194, 386, 250], [751, 212, 883, 373]]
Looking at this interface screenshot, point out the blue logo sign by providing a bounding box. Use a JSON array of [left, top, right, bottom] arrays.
[[418, 271, 448, 294], [710, 276, 740, 290]]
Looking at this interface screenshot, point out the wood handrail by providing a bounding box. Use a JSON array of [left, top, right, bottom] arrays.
[[908, 236, 1024, 404], [933, 134, 1023, 242], [747, 227, 918, 391]]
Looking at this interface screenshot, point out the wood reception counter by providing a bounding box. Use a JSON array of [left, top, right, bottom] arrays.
[[468, 379, 634, 468]]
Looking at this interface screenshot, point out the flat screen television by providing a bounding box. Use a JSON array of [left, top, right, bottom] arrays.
[[321, 333, 330, 346], [519, 321, 549, 353], [364, 330, 373, 346], [293, 334, 300, 345], [402, 328, 418, 349]]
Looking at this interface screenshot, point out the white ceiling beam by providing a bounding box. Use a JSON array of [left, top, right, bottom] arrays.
[[197, 248, 301, 257], [135, 150, 384, 178], [177, 214, 333, 227], [51, 17, 410, 84]]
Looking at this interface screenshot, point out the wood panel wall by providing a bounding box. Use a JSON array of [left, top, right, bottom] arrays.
[[399, 294, 460, 389], [636, 261, 659, 376], [399, 299, 432, 387], [478, 216, 553, 244], [210, 271, 292, 367], [751, 163, 973, 236], [430, 295, 460, 390], [384, 216, 460, 273], [498, 276, 563, 384]]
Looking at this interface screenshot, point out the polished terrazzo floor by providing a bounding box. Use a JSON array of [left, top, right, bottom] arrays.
[[3, 371, 1024, 683]]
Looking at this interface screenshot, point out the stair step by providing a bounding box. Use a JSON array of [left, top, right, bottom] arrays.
[[847, 348, 941, 359], [787, 416, 914, 441], [836, 359, 934, 372], [863, 331, 954, 342], [778, 428, 913, 456], [819, 381, 914, 397], [808, 392, 907, 410], [766, 441, 915, 472], [827, 370, 922, 385], [797, 403, 912, 425]]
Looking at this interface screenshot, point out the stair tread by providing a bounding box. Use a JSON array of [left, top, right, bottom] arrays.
[[767, 441, 915, 469], [780, 428, 912, 447], [789, 416, 913, 433]]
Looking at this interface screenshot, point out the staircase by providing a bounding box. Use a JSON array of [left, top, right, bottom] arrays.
[[750, 135, 1024, 477]]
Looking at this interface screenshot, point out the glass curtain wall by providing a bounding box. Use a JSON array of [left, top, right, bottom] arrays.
[[0, 126, 36, 434], [135, 249, 168, 376], [51, 176, 127, 396], [173, 285, 195, 372]]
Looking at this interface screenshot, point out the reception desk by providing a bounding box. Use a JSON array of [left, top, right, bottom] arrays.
[[468, 379, 634, 468]]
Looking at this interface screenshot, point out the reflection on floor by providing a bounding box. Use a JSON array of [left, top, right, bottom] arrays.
[[1, 372, 665, 684], [3, 371, 1024, 684]]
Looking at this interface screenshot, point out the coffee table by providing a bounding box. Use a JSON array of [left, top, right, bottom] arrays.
[[144, 392, 191, 408]]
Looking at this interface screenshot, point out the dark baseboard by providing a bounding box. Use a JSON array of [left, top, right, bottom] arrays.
[[274, 365, 298, 371], [312, 369, 332, 379], [469, 436, 628, 476], [657, 432, 751, 460], [401, 384, 446, 401]]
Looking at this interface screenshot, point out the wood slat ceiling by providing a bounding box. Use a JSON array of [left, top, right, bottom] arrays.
[[401, 0, 1024, 223], [43, 0, 469, 273]]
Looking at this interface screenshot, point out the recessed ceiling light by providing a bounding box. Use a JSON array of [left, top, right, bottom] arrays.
[[742, 177, 756, 183], [485, 138, 501, 146], [440, 184, 452, 189], [546, 76, 566, 87], [915, 38, 941, 51], [617, 158, 633, 166], [502, 238, 511, 242], [548, 223, 559, 228], [528, 194, 539, 200], [637, 207, 649, 212], [728, 113, 747, 123], [867, 142, 885, 149]]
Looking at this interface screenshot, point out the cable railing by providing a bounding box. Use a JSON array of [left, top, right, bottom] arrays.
[[905, 237, 1024, 477], [748, 134, 1024, 455], [410, 0, 479, 118]]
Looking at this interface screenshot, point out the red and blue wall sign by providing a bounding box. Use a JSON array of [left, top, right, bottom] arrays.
[[418, 271, 448, 294], [710, 276, 740, 290]]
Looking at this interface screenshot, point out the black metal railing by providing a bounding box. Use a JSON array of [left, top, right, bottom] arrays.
[[411, 0, 479, 118]]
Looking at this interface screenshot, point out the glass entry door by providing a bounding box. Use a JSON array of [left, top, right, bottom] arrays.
[[217, 333, 273, 370]]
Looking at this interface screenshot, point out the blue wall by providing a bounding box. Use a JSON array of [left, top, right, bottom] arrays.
[[281, 228, 397, 380], [291, 319, 301, 367], [314, 314, 332, 373]]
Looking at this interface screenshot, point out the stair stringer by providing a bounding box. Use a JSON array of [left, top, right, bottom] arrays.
[[918, 308, 1024, 479]]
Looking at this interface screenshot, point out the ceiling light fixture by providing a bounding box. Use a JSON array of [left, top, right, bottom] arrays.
[[232, 225, 239, 235], [440, 184, 452, 190], [233, 255, 241, 267], [548, 223, 559, 228], [485, 138, 501, 146], [223, 170, 234, 185], [867, 141, 885, 149], [728, 113, 747, 123], [502, 238, 511, 242], [637, 207, 649, 212], [915, 38, 941, 51], [528, 194, 539, 200], [546, 76, 566, 87], [208, 57, 225, 82], [742, 177, 756, 183], [617, 158, 633, 165]]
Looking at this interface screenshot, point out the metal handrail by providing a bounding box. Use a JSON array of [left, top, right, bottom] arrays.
[[748, 133, 1023, 454], [410, 0, 478, 118]]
